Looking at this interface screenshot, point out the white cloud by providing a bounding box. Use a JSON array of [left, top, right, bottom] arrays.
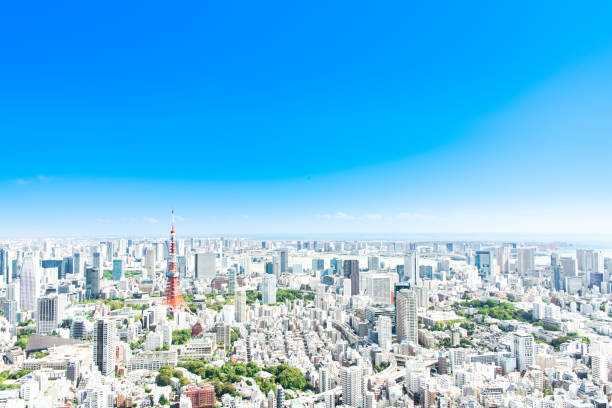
[[396, 212, 443, 221], [14, 178, 30, 185], [145, 217, 159, 223], [37, 175, 54, 182], [174, 215, 185, 222]]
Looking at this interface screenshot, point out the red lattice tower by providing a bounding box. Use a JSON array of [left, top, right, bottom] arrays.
[[163, 210, 187, 309]]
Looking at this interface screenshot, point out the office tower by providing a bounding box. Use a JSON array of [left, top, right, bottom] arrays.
[[2, 300, 17, 325], [194, 252, 216, 280], [403, 252, 420, 286], [276, 385, 285, 408], [551, 252, 560, 267], [561, 257, 576, 276], [340, 366, 363, 408], [377, 315, 392, 352], [37, 295, 65, 334], [112, 259, 124, 281], [93, 319, 116, 376], [279, 249, 288, 274], [265, 262, 275, 275], [70, 319, 87, 340], [144, 247, 156, 277], [177, 255, 187, 277], [475, 250, 494, 279], [517, 248, 535, 275], [235, 290, 247, 322], [319, 364, 330, 393], [227, 267, 236, 295], [513, 331, 535, 372], [86, 267, 101, 299], [396, 289, 418, 344], [73, 252, 82, 276], [263, 274, 277, 304], [330, 258, 341, 275], [66, 361, 79, 384], [61, 256, 73, 278], [0, 248, 10, 283], [312, 259, 325, 272], [343, 260, 359, 296], [20, 256, 39, 312], [496, 246, 510, 273], [591, 354, 608, 383], [0, 248, 10, 284], [363, 273, 395, 304], [368, 256, 380, 271], [553, 265, 564, 292], [93, 252, 101, 269]]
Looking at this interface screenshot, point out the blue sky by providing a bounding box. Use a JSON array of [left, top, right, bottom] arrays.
[[2, 1, 612, 237]]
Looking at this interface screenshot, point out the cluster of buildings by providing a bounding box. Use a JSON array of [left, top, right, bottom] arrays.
[[0, 236, 610, 408]]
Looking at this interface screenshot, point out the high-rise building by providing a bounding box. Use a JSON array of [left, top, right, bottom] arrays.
[[591, 354, 608, 383], [312, 259, 325, 272], [276, 385, 285, 408], [37, 295, 65, 334], [73, 252, 82, 277], [368, 256, 380, 271], [265, 262, 275, 275], [227, 268, 236, 295], [377, 315, 392, 352], [93, 319, 116, 376], [92, 252, 101, 269], [0, 249, 9, 284], [396, 289, 418, 344], [497, 246, 510, 274], [279, 250, 288, 274], [2, 300, 17, 325], [475, 250, 494, 279], [319, 363, 330, 393], [20, 256, 39, 312], [235, 290, 247, 322], [344, 260, 359, 296], [340, 366, 362, 408], [86, 267, 101, 299], [263, 274, 277, 304], [517, 248, 535, 275], [194, 252, 216, 280], [183, 383, 216, 408], [112, 259, 124, 281], [61, 256, 73, 278], [403, 252, 420, 286], [513, 331, 535, 372]]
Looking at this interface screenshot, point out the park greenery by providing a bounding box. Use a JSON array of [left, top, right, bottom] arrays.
[[178, 360, 313, 396], [375, 361, 390, 372], [172, 329, 192, 345], [15, 329, 34, 349], [156, 366, 189, 387], [455, 299, 533, 322], [0, 370, 31, 390]]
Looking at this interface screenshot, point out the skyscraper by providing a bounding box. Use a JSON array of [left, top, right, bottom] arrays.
[[403, 252, 420, 286], [340, 366, 362, 408], [344, 260, 359, 296], [262, 274, 277, 304], [475, 250, 494, 279], [276, 385, 285, 408], [279, 249, 288, 274], [377, 315, 392, 352], [37, 295, 65, 334], [513, 331, 535, 372], [517, 248, 535, 275], [0, 248, 10, 284], [228, 267, 236, 295], [396, 289, 418, 344], [20, 256, 39, 312], [93, 319, 116, 376], [194, 252, 216, 280], [235, 290, 247, 322], [86, 267, 101, 299], [112, 259, 124, 281]]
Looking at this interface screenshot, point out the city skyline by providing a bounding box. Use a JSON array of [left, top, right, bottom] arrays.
[[2, 2, 612, 236]]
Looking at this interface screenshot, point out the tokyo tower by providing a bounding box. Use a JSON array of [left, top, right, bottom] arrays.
[[163, 210, 187, 309]]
